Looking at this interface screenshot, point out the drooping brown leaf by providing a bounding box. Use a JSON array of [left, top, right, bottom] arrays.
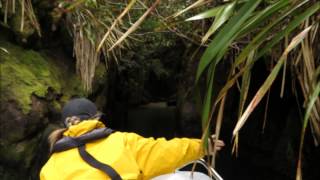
[[97, 0, 137, 52], [108, 0, 161, 51], [233, 26, 313, 136]]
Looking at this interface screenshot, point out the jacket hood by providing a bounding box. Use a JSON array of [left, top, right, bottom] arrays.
[[63, 120, 105, 137]]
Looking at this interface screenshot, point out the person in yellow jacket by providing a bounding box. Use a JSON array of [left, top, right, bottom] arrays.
[[40, 98, 224, 180]]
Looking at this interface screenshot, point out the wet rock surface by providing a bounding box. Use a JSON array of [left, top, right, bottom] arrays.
[[0, 32, 84, 179]]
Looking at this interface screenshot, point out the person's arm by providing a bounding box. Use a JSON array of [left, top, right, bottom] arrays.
[[124, 133, 204, 179]]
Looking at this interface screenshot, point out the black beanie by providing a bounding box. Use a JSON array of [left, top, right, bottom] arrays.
[[61, 98, 97, 127]]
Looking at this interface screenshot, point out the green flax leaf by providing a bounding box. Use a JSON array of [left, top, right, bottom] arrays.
[[257, 2, 320, 59], [233, 26, 313, 136], [195, 0, 262, 83], [186, 3, 229, 21], [201, 2, 236, 44]]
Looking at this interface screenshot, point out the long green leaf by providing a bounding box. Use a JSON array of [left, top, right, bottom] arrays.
[[201, 2, 253, 146], [296, 81, 320, 180], [238, 0, 290, 37], [303, 84, 320, 130], [256, 2, 320, 59], [196, 0, 262, 82], [212, 0, 313, 106], [202, 64, 215, 129], [238, 50, 255, 117], [201, 2, 236, 44], [201, 64, 215, 150], [186, 3, 230, 21], [233, 26, 313, 136], [234, 0, 310, 67], [172, 0, 209, 18]]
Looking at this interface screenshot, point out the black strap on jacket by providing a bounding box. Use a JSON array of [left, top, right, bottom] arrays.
[[52, 127, 122, 180]]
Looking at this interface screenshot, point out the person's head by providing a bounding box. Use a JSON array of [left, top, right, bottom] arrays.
[[48, 98, 102, 152], [61, 98, 100, 127]]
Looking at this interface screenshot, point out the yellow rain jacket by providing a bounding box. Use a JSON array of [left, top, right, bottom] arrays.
[[40, 120, 204, 180]]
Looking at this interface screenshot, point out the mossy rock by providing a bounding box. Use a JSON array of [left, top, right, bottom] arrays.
[[0, 40, 84, 114], [0, 39, 86, 180]]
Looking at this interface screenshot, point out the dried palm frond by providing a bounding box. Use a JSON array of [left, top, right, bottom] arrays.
[[296, 23, 320, 180], [296, 21, 320, 180], [97, 0, 137, 52], [23, 0, 40, 36], [72, 19, 101, 92], [1, 0, 41, 36], [295, 22, 320, 146], [62, 0, 161, 92], [1, 0, 15, 24], [108, 0, 160, 51], [62, 0, 128, 92]]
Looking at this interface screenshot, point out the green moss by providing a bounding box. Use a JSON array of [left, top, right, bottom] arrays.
[[0, 40, 84, 113]]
